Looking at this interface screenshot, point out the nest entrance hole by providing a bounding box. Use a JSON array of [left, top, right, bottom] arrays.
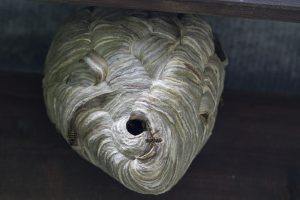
[[126, 119, 146, 136]]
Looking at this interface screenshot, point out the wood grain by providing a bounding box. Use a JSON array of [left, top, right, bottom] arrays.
[[48, 0, 300, 22], [0, 71, 300, 199]]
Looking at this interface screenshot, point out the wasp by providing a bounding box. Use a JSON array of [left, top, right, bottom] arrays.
[[145, 130, 162, 144]]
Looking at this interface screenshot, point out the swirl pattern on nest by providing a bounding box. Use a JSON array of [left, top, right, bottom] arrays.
[[43, 8, 226, 194]]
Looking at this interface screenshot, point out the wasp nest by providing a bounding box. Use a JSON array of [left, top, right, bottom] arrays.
[[43, 8, 227, 194]]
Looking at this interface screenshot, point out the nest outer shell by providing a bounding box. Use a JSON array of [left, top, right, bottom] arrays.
[[43, 8, 227, 194]]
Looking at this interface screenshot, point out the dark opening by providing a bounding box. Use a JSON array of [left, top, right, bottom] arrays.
[[126, 119, 146, 136], [200, 113, 209, 121], [200, 113, 210, 124]]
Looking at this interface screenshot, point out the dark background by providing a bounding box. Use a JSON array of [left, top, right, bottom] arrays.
[[0, 1, 300, 200]]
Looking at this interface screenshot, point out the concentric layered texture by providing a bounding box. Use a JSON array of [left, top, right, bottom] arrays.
[[43, 8, 226, 194]]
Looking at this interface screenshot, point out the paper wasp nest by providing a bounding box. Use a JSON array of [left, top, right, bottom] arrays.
[[43, 8, 227, 194]]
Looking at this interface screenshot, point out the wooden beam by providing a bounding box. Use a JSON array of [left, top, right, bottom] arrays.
[[49, 0, 300, 22]]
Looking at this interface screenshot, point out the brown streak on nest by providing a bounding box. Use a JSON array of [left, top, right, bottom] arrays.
[[184, 63, 202, 81], [145, 138, 162, 143], [67, 129, 78, 146]]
